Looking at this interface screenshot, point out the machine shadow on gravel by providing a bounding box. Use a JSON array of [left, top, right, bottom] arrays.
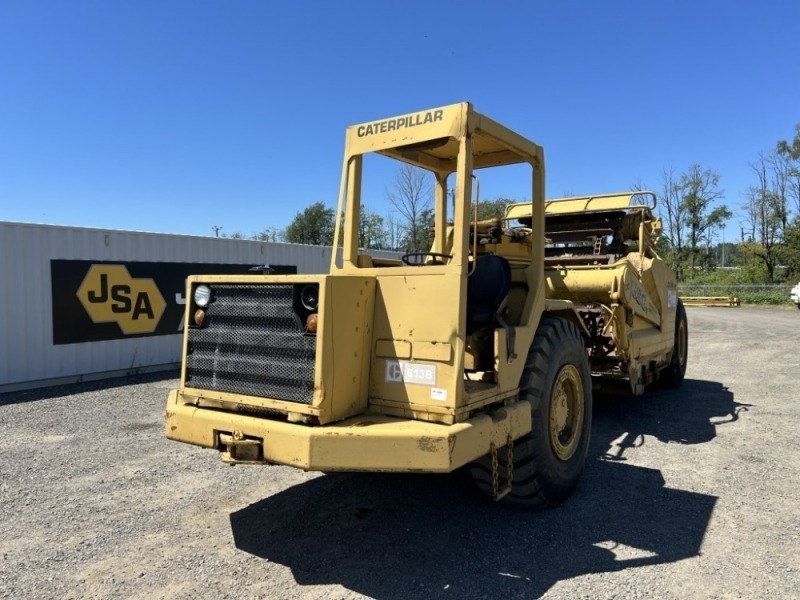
[[595, 378, 751, 460], [230, 378, 745, 599]]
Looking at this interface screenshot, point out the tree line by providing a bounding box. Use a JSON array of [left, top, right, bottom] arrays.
[[218, 165, 514, 252], [218, 123, 800, 284], [651, 123, 800, 283]]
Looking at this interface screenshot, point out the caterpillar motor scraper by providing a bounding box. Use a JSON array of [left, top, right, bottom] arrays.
[[165, 102, 688, 506]]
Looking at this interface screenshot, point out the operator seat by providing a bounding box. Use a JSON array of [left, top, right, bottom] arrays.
[[466, 254, 512, 334]]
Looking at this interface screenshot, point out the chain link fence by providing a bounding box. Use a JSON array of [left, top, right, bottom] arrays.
[[678, 284, 794, 305]]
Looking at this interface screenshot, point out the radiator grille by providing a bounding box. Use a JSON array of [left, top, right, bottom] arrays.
[[185, 284, 316, 404]]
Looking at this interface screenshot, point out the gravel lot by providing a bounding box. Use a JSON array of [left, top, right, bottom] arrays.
[[1, 306, 798, 599]]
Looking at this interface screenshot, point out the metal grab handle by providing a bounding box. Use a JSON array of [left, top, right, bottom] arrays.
[[468, 175, 480, 276]]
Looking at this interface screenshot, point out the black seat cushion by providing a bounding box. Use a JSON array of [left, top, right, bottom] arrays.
[[466, 254, 511, 333]]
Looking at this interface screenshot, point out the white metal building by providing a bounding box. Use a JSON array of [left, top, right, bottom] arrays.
[[1, 221, 395, 392]]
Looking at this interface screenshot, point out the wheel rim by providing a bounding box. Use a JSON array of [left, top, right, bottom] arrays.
[[549, 364, 585, 461], [677, 319, 687, 368]]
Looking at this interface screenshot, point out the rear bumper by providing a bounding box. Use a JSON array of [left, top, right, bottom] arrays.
[[165, 390, 531, 473]]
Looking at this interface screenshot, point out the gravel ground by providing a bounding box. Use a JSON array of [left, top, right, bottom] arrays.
[[1, 306, 798, 599]]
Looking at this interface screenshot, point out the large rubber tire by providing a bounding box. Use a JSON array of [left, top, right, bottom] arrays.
[[470, 317, 593, 507], [660, 300, 688, 388]]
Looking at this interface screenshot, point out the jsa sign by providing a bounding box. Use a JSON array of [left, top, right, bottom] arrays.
[[50, 260, 258, 345], [77, 264, 167, 335]]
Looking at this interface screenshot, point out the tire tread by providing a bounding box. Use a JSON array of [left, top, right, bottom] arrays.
[[470, 316, 592, 507]]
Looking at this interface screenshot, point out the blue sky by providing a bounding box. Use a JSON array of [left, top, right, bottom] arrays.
[[1, 1, 798, 242]]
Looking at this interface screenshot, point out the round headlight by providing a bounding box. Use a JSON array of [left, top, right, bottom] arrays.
[[194, 284, 211, 307], [300, 285, 318, 311]]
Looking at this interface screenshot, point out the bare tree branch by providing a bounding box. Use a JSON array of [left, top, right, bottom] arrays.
[[386, 164, 433, 252]]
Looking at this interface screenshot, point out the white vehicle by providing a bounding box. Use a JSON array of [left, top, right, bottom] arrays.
[[791, 282, 800, 309]]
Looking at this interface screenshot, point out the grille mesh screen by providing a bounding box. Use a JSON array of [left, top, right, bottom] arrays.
[[186, 284, 316, 404]]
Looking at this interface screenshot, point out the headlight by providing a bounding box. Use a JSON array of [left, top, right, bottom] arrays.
[[300, 285, 318, 311], [306, 313, 318, 333], [194, 284, 211, 307]]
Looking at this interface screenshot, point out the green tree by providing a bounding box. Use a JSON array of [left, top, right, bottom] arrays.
[[416, 207, 436, 252], [654, 166, 730, 279], [777, 123, 800, 217], [679, 165, 731, 274], [742, 152, 790, 283], [252, 227, 284, 242], [656, 167, 688, 278], [359, 207, 390, 249], [782, 219, 800, 279], [775, 124, 800, 281], [777, 123, 800, 159], [473, 197, 514, 221], [285, 202, 336, 245]]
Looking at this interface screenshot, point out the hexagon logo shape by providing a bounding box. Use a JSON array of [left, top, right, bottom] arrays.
[[77, 264, 167, 335]]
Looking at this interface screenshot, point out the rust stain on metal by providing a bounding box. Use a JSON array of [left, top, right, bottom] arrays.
[[418, 437, 440, 453]]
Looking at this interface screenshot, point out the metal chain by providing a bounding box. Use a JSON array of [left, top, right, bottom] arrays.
[[491, 435, 515, 501], [490, 441, 499, 500], [506, 434, 514, 488]]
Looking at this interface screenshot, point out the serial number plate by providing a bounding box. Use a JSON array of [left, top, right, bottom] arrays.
[[385, 360, 437, 386], [668, 288, 678, 308]]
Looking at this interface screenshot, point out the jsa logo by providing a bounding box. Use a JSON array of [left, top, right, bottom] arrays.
[[77, 265, 166, 334]]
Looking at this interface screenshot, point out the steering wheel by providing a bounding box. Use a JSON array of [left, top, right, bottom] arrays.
[[400, 252, 453, 266]]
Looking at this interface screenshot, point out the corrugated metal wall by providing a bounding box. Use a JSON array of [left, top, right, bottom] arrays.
[[0, 221, 397, 391]]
